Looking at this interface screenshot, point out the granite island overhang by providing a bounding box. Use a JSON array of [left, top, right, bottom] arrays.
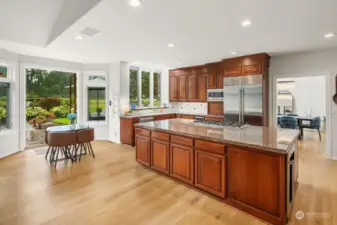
[[134, 118, 300, 225]]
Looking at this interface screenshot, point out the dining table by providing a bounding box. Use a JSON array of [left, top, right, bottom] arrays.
[[277, 115, 314, 139], [45, 124, 91, 161]]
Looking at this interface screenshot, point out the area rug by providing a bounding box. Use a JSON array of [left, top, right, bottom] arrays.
[[34, 146, 49, 155]]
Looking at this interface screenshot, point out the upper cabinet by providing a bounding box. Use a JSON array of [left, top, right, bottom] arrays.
[[207, 71, 217, 89], [178, 75, 187, 101], [169, 75, 178, 101], [198, 73, 207, 101], [187, 74, 197, 101], [169, 53, 270, 103]]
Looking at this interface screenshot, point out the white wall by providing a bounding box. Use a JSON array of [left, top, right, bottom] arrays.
[[277, 76, 326, 117], [270, 48, 337, 159]]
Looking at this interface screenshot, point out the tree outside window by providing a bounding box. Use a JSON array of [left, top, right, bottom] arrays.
[[153, 72, 161, 107], [141, 71, 150, 107], [129, 68, 138, 108]]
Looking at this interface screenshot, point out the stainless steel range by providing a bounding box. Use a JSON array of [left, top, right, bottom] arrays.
[[193, 120, 249, 128]]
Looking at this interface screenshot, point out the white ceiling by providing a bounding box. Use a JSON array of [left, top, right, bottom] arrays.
[[1, 0, 337, 67]]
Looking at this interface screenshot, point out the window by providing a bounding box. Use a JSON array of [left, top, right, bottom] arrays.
[[141, 71, 150, 107], [88, 87, 106, 121], [0, 82, 10, 130], [129, 67, 162, 108], [153, 72, 161, 107], [129, 67, 138, 108]]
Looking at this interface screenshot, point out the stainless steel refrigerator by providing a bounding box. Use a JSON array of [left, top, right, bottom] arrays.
[[223, 75, 263, 125]]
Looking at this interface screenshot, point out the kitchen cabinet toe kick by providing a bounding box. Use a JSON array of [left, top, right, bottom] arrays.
[[135, 127, 298, 225]]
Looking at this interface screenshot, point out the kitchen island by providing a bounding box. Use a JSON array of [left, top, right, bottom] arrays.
[[134, 118, 300, 225]]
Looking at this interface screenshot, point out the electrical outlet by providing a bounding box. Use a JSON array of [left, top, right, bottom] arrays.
[[115, 132, 117, 137]]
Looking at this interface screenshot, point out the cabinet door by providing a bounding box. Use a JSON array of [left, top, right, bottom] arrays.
[[169, 76, 178, 101], [151, 139, 170, 174], [195, 149, 225, 198], [242, 65, 261, 76], [207, 72, 217, 89], [208, 102, 224, 115], [198, 73, 207, 101], [178, 75, 187, 101], [135, 136, 150, 166], [170, 144, 194, 184], [227, 146, 281, 216], [181, 115, 195, 120], [225, 67, 242, 77], [217, 72, 224, 88], [187, 74, 197, 101]]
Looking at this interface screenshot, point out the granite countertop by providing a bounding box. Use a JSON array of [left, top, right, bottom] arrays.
[[134, 118, 300, 154], [120, 112, 223, 119]]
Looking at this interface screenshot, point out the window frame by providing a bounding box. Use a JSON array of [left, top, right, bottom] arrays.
[[84, 71, 108, 124], [0, 64, 13, 132], [129, 66, 162, 109]]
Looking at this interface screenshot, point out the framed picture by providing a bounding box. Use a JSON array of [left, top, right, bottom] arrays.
[[284, 106, 293, 114]]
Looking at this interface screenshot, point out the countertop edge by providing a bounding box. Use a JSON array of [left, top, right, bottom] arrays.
[[134, 123, 299, 155], [120, 113, 223, 119]]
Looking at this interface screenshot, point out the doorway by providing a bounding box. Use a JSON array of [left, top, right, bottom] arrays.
[[25, 68, 77, 149], [272, 73, 330, 157]]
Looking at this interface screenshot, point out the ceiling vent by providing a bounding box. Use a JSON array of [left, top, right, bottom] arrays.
[[79, 27, 100, 37]]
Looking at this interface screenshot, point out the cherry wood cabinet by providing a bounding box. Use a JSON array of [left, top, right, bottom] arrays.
[[135, 126, 295, 225], [225, 67, 242, 77], [181, 115, 195, 119], [205, 116, 224, 122], [169, 76, 178, 101], [178, 75, 187, 101], [120, 118, 139, 146], [226, 145, 285, 223], [207, 71, 217, 89], [135, 134, 150, 166], [217, 72, 224, 88], [151, 138, 170, 174], [208, 102, 224, 115], [198, 73, 207, 101], [195, 149, 226, 198], [242, 65, 261, 76], [187, 74, 197, 101], [170, 143, 194, 184]]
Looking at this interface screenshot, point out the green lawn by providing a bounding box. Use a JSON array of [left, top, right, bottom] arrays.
[[89, 99, 105, 114], [52, 117, 70, 125]]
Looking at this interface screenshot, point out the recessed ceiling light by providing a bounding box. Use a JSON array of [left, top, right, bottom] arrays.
[[128, 0, 143, 7], [324, 33, 335, 39], [75, 35, 83, 40], [168, 43, 175, 48], [231, 52, 237, 55], [241, 20, 252, 27], [177, 62, 181, 65]]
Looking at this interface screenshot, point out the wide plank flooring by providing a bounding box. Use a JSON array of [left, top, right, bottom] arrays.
[[0, 131, 335, 225]]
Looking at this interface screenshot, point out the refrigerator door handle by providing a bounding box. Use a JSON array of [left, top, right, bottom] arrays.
[[242, 89, 245, 123], [239, 88, 242, 123]]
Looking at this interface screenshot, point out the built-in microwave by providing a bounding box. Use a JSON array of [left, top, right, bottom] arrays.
[[207, 89, 223, 102]]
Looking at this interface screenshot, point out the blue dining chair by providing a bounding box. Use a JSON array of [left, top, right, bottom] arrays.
[[299, 116, 321, 141], [279, 116, 298, 129]]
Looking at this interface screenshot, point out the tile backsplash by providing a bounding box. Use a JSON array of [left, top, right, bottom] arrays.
[[170, 102, 208, 115]]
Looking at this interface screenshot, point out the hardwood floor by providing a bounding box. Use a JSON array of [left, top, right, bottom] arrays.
[[0, 132, 335, 225]]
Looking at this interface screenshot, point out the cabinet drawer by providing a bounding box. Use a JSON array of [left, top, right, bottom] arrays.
[[151, 131, 170, 141], [171, 135, 193, 147], [225, 67, 242, 77], [195, 139, 225, 155], [135, 128, 150, 137], [181, 115, 195, 119], [205, 117, 224, 122], [242, 65, 261, 75]]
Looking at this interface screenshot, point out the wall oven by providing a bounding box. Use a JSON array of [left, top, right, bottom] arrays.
[[207, 89, 223, 102]]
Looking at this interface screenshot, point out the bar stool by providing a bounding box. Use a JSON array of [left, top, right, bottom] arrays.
[[76, 128, 95, 161], [47, 131, 77, 167]]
